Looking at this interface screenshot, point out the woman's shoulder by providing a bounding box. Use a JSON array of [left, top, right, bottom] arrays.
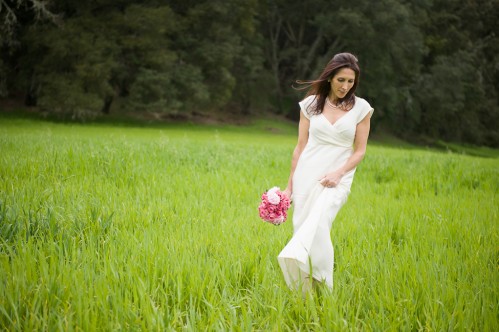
[[299, 95, 318, 119], [353, 96, 374, 121], [354, 96, 372, 109], [299, 95, 317, 108]]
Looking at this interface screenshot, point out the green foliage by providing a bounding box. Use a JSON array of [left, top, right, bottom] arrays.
[[21, 16, 116, 118], [337, 0, 425, 133], [0, 118, 497, 330], [0, 0, 497, 146], [413, 0, 499, 146], [126, 68, 180, 112], [172, 0, 263, 111], [415, 51, 485, 142], [112, 4, 182, 113]]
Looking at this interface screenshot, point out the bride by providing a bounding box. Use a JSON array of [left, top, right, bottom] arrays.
[[278, 52, 374, 293]]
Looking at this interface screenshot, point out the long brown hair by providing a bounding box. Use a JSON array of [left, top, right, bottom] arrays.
[[296, 53, 361, 114]]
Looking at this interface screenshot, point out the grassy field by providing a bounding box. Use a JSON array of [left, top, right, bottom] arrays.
[[0, 116, 498, 331]]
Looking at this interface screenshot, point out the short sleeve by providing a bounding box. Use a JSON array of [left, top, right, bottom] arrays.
[[356, 98, 374, 123], [298, 95, 317, 119]]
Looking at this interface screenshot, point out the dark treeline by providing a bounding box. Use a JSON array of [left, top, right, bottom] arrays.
[[1, 0, 498, 146]]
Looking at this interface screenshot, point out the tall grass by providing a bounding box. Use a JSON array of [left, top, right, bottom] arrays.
[[0, 117, 497, 331]]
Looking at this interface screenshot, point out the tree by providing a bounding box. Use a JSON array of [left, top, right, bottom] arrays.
[[1, 0, 497, 146], [18, 2, 183, 118], [261, 0, 329, 114], [0, 0, 59, 97], [0, 0, 58, 43], [413, 0, 499, 145]]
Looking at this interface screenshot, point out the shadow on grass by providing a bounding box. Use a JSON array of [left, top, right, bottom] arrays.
[[1, 107, 497, 158], [0, 107, 297, 137]]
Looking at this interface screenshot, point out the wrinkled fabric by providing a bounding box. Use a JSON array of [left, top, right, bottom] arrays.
[[278, 95, 373, 289]]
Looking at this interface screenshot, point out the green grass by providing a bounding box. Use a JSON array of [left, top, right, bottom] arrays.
[[0, 116, 498, 331]]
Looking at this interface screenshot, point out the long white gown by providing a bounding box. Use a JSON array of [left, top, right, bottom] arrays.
[[278, 95, 373, 289]]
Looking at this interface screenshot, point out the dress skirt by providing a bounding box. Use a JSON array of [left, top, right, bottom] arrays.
[[277, 183, 348, 289]]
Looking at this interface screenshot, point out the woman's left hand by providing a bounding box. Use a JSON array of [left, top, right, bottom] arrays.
[[319, 171, 343, 188]]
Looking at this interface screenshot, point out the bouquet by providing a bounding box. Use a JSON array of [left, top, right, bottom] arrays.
[[258, 187, 291, 225]]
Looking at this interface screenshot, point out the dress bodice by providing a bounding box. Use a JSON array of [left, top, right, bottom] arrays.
[[292, 95, 374, 195], [301, 95, 374, 149]]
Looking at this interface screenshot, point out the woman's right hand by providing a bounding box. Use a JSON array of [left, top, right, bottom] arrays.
[[282, 188, 292, 200]]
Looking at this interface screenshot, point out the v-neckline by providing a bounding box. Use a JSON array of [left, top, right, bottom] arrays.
[[321, 110, 350, 127]]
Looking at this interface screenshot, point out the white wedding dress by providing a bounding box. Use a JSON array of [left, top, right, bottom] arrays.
[[278, 95, 373, 289]]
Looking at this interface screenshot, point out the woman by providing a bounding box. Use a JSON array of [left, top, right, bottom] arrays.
[[278, 52, 373, 292]]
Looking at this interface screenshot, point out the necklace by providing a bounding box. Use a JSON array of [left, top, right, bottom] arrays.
[[326, 97, 339, 109]]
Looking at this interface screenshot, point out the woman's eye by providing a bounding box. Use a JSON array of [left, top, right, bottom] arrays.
[[336, 78, 355, 83]]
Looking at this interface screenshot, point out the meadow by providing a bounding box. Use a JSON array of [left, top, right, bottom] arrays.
[[0, 116, 497, 331]]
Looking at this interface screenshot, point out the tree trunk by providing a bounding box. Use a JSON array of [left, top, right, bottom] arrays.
[[24, 74, 37, 107], [101, 95, 113, 114]]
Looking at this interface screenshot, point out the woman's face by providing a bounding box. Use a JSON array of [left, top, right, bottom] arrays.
[[329, 68, 356, 100]]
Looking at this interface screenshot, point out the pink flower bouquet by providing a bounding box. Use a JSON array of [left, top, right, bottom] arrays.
[[258, 187, 291, 225]]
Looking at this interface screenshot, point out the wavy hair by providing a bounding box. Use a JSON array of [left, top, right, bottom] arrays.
[[296, 52, 360, 114]]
